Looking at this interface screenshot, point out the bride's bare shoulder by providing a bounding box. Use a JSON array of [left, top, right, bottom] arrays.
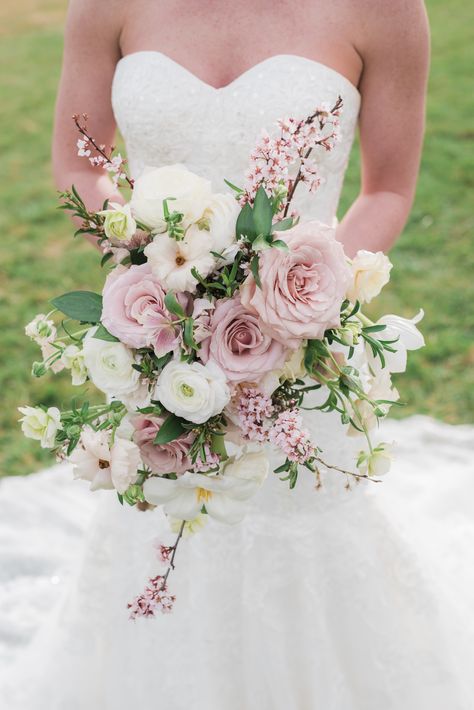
[[64, 0, 127, 54]]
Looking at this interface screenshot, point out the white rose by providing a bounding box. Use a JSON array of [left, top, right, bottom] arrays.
[[357, 442, 394, 477], [130, 164, 212, 231], [372, 310, 425, 374], [25, 314, 57, 344], [203, 193, 240, 257], [18, 405, 61, 448], [154, 360, 230, 424], [61, 345, 88, 385], [347, 250, 393, 304], [144, 230, 215, 293], [82, 327, 140, 397], [143, 450, 269, 524], [98, 202, 136, 242]]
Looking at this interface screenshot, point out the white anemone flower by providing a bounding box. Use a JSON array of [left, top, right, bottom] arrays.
[[373, 309, 425, 373], [143, 451, 269, 524]]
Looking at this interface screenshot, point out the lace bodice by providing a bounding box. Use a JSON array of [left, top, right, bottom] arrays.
[[112, 52, 360, 225]]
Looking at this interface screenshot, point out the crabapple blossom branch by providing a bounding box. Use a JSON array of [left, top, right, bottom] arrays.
[[73, 113, 134, 189]]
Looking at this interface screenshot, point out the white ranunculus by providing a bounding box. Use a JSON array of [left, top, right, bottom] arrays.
[[130, 164, 213, 232], [61, 344, 88, 386], [25, 313, 57, 344], [373, 310, 425, 373], [143, 450, 269, 524], [109, 438, 142, 494], [357, 442, 394, 477], [98, 202, 137, 242], [144, 229, 215, 292], [203, 193, 240, 257], [347, 250, 393, 304], [82, 327, 140, 397], [154, 360, 230, 424], [18, 405, 61, 448]]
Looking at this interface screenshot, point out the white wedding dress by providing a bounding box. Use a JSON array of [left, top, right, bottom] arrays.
[[1, 53, 474, 710]]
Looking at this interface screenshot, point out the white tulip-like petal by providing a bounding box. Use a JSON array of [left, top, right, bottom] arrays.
[[375, 309, 425, 373], [143, 451, 269, 524]]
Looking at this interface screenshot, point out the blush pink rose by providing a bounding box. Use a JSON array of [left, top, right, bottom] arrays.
[[132, 414, 194, 475], [200, 295, 286, 383], [240, 221, 351, 347], [101, 263, 180, 356]]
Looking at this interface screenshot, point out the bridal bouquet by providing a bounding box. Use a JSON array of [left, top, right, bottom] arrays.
[[19, 98, 424, 618]]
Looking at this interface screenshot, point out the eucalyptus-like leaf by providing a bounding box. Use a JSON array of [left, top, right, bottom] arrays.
[[51, 291, 103, 324], [164, 291, 186, 318], [153, 414, 187, 445], [253, 185, 273, 237]]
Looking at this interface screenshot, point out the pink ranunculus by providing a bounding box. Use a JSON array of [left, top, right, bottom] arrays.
[[101, 263, 180, 356], [132, 415, 194, 475], [240, 221, 351, 347], [200, 295, 286, 383]]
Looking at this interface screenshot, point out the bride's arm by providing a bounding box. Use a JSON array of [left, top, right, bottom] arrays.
[[52, 0, 125, 247], [336, 0, 430, 257]]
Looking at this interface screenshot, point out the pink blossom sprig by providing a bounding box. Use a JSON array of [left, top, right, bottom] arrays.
[[268, 409, 315, 464], [127, 519, 186, 619], [238, 387, 274, 442], [242, 97, 343, 216], [73, 114, 134, 189], [127, 575, 176, 619]]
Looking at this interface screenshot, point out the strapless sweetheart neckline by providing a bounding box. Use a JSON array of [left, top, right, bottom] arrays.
[[115, 50, 361, 96]]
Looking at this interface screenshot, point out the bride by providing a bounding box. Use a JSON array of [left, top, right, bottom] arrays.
[[1, 0, 474, 708]]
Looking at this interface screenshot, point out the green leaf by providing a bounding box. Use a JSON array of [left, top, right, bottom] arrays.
[[210, 433, 228, 460], [223, 178, 244, 194], [92, 323, 120, 342], [164, 291, 185, 318], [272, 217, 294, 231], [183, 318, 197, 350], [253, 186, 273, 236], [236, 202, 256, 241], [250, 255, 262, 289], [271, 239, 289, 252], [100, 251, 114, 267], [51, 291, 103, 323], [153, 414, 187, 445]]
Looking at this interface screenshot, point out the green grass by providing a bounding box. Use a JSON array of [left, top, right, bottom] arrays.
[[0, 0, 473, 477]]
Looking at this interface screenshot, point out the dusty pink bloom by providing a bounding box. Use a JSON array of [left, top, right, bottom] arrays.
[[200, 296, 286, 383], [237, 387, 274, 443], [132, 414, 194, 475], [240, 221, 351, 347], [101, 263, 180, 355], [268, 409, 314, 463], [128, 575, 176, 620]]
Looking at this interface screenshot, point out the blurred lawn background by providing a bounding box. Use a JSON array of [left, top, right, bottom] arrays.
[[0, 0, 473, 477]]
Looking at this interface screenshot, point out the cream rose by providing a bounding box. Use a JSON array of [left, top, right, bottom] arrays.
[[347, 250, 393, 304], [154, 360, 230, 424], [82, 327, 140, 397], [98, 202, 137, 242], [130, 164, 212, 231], [18, 405, 61, 448]]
